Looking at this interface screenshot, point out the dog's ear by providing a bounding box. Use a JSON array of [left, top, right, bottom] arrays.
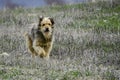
[[39, 16, 43, 22], [49, 17, 54, 25], [38, 16, 43, 26]]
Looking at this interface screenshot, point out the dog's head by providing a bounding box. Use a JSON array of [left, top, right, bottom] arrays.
[[38, 16, 54, 37]]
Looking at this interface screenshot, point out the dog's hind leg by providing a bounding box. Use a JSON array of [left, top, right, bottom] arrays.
[[24, 32, 37, 57]]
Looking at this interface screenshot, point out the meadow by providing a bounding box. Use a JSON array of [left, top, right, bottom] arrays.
[[0, 1, 120, 80]]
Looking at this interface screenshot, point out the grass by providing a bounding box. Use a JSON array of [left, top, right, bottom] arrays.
[[0, 1, 120, 80], [0, 67, 22, 79]]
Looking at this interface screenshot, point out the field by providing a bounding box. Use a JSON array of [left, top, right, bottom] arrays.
[[0, 1, 120, 80]]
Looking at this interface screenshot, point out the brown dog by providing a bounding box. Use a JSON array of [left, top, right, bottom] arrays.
[[24, 16, 54, 59]]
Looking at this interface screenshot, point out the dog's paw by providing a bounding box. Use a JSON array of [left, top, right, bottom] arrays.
[[40, 53, 44, 58], [39, 51, 46, 58]]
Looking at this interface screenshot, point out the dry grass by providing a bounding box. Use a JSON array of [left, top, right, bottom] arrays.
[[0, 1, 120, 80]]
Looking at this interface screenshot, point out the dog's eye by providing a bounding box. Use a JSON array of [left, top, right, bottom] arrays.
[[42, 24, 45, 26], [48, 23, 51, 25]]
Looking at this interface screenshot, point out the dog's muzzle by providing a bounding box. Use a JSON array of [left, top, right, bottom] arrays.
[[44, 28, 49, 32]]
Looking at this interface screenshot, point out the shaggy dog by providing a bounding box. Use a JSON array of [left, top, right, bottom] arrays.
[[24, 16, 54, 59]]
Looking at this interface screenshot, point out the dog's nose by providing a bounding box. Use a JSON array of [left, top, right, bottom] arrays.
[[45, 28, 49, 32]]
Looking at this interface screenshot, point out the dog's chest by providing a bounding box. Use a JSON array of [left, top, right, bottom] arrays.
[[34, 39, 52, 49], [37, 37, 52, 48], [40, 42, 51, 48], [32, 29, 52, 48]]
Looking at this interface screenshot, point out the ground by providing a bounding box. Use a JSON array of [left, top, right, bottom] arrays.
[[0, 1, 120, 80]]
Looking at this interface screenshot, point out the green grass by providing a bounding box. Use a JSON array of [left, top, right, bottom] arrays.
[[0, 1, 120, 80], [0, 67, 22, 79]]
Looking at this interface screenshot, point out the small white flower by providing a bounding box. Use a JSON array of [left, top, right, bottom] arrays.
[[103, 20, 107, 23], [0, 52, 10, 56]]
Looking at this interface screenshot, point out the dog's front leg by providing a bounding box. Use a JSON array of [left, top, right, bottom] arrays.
[[44, 44, 52, 59], [33, 40, 46, 58]]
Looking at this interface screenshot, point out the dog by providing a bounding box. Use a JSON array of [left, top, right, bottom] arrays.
[[24, 16, 54, 59]]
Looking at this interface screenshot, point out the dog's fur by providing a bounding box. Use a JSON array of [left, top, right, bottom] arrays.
[[24, 16, 54, 59]]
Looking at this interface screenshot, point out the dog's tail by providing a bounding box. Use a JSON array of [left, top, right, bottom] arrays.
[[24, 32, 37, 57]]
